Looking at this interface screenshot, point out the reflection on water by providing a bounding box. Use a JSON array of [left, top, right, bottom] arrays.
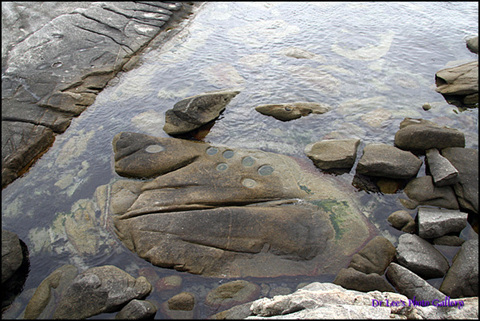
[[2, 2, 478, 319]]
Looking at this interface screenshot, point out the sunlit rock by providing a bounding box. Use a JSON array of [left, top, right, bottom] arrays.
[[356, 144, 422, 179], [163, 90, 240, 136], [395, 118, 465, 152], [466, 35, 478, 54], [305, 139, 360, 171], [206, 280, 260, 310], [108, 132, 376, 277], [435, 60, 478, 107], [52, 265, 152, 319]]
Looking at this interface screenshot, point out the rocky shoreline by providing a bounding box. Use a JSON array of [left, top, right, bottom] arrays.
[[1, 3, 478, 320], [1, 2, 202, 188]]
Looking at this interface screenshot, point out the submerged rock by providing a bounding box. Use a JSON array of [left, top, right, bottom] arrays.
[[53, 265, 152, 319], [387, 210, 415, 233], [115, 299, 157, 319], [109, 132, 376, 278], [255, 102, 330, 121], [333, 268, 395, 293], [395, 234, 449, 279], [168, 292, 195, 311], [24, 265, 79, 319], [163, 90, 240, 135], [347, 236, 396, 275], [206, 280, 260, 310]]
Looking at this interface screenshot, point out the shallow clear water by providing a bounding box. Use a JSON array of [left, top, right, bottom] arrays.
[[2, 2, 478, 319]]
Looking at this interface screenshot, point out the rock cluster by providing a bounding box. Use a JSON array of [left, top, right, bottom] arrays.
[[108, 131, 376, 278], [24, 265, 154, 319], [333, 236, 396, 293], [385, 209, 476, 301], [394, 119, 478, 215], [218, 282, 478, 319], [306, 118, 477, 214]]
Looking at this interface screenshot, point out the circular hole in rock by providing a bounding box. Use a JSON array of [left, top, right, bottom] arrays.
[[145, 144, 165, 153], [206, 147, 219, 155], [258, 165, 274, 176], [242, 178, 257, 188], [242, 156, 255, 167], [223, 150, 235, 159], [216, 163, 228, 171]]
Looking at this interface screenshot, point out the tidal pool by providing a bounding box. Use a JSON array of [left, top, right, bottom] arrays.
[[2, 2, 478, 319]]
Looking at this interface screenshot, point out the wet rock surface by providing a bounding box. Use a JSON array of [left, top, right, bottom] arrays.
[[417, 207, 468, 239], [109, 131, 376, 277], [441, 147, 479, 215], [25, 264, 152, 319], [347, 236, 396, 275], [115, 299, 157, 320], [1, 2, 197, 188], [206, 280, 260, 310], [395, 233, 449, 279], [255, 102, 331, 121], [386, 263, 446, 302], [163, 90, 240, 135], [387, 210, 416, 233], [466, 35, 478, 54], [426, 148, 459, 187], [333, 267, 395, 293], [440, 239, 479, 298]]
